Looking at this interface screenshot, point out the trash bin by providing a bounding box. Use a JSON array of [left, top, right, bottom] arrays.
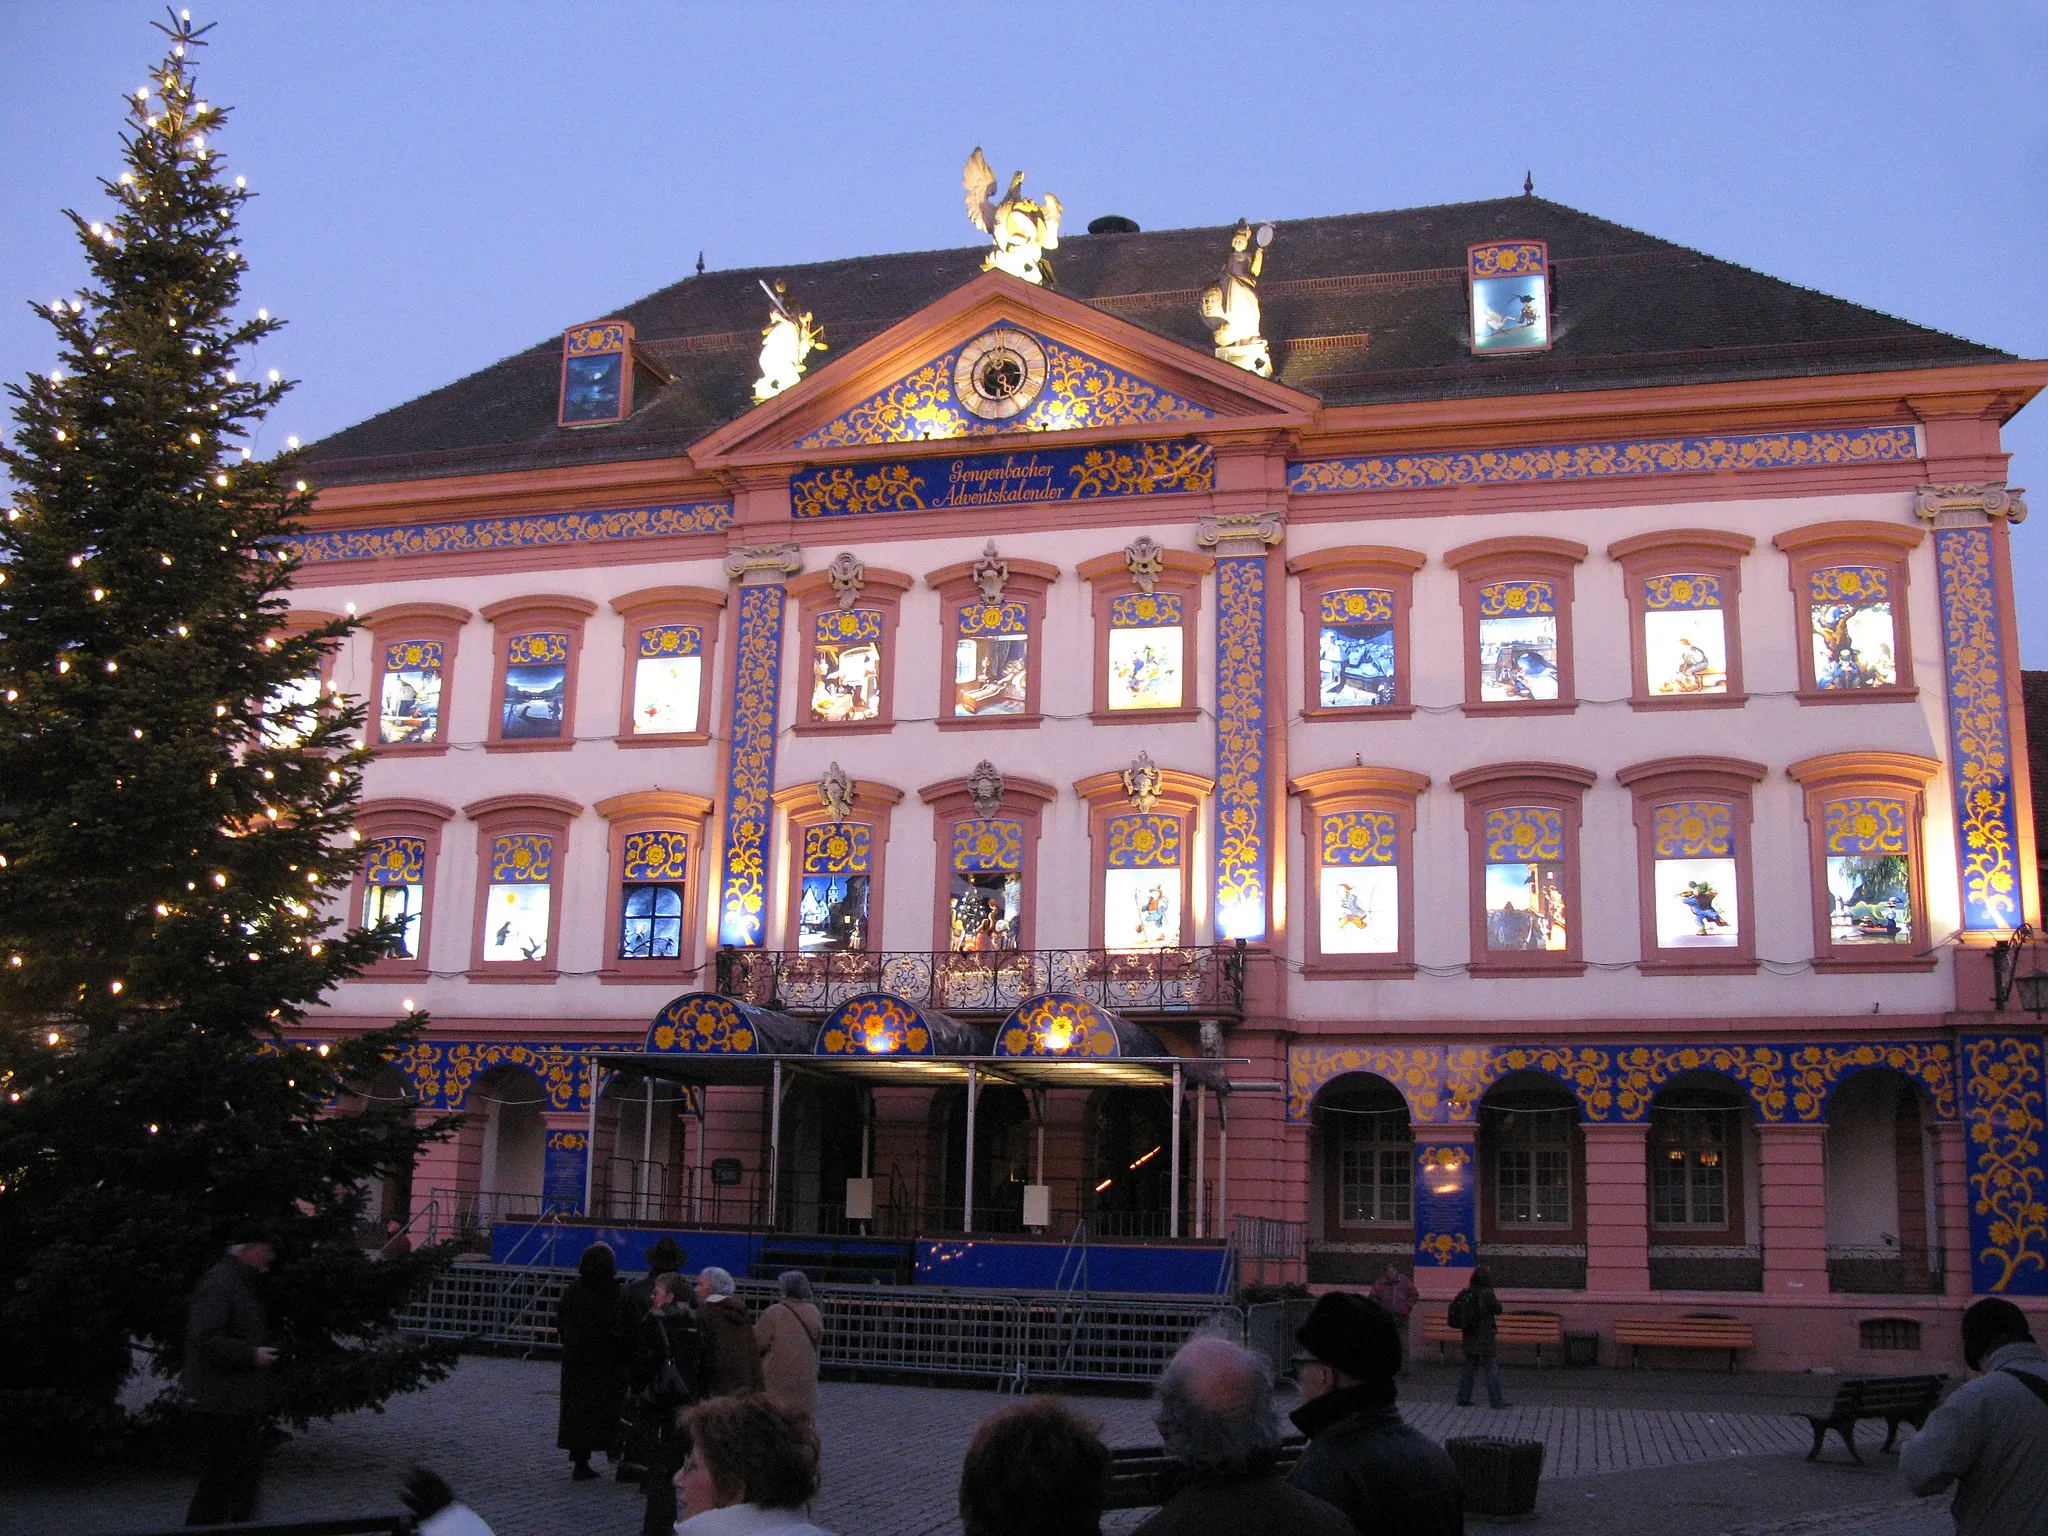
[[1445, 1436, 1545, 1520], [1564, 1330, 1598, 1369]]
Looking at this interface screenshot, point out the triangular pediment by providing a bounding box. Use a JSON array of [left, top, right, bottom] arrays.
[[693, 270, 1315, 466]]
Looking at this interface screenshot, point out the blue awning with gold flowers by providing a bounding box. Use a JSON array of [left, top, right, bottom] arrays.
[[645, 992, 815, 1057], [816, 993, 991, 1058]]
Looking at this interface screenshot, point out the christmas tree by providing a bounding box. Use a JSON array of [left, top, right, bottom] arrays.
[[0, 12, 455, 1452]]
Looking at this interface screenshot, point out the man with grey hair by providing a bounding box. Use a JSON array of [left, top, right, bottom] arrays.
[[694, 1265, 763, 1396], [1133, 1335, 1354, 1535]]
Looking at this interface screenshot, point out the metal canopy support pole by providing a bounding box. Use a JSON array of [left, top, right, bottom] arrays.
[[964, 1064, 980, 1235], [861, 1088, 873, 1179], [1195, 1086, 1207, 1240], [582, 1061, 606, 1217], [1170, 1063, 1184, 1240], [1217, 1096, 1229, 1237], [1033, 1089, 1046, 1185], [769, 1060, 784, 1232], [640, 1076, 656, 1221]]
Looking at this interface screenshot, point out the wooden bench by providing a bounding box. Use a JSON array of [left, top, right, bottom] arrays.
[[1103, 1438, 1307, 1510], [1612, 1314, 1755, 1370], [1800, 1374, 1947, 1464], [1419, 1308, 1566, 1366]]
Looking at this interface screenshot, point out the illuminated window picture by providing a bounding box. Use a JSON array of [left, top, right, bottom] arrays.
[[1641, 573, 1727, 696], [1105, 870, 1181, 952], [364, 882, 422, 959], [1477, 582, 1558, 702], [632, 626, 702, 734], [1653, 858, 1739, 949], [1318, 589, 1395, 708], [1483, 806, 1566, 952], [811, 609, 883, 722], [955, 636, 1028, 715], [1810, 566, 1897, 690], [1106, 592, 1186, 711], [483, 885, 550, 961], [1824, 797, 1911, 945], [484, 834, 552, 963], [561, 352, 623, 423], [1468, 241, 1550, 353], [499, 633, 568, 740], [1320, 867, 1397, 955], [361, 835, 426, 959], [799, 874, 869, 952], [261, 672, 321, 748], [1648, 800, 1738, 950], [377, 640, 442, 745], [619, 884, 684, 959], [950, 871, 1021, 951]]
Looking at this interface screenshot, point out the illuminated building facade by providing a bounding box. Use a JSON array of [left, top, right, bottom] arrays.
[[294, 194, 2048, 1368]]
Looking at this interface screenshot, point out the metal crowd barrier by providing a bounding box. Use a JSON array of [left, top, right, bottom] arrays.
[[394, 1263, 1241, 1389]]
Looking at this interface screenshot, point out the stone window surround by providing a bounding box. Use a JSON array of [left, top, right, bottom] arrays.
[[1075, 546, 1214, 725], [1449, 760, 1597, 978], [923, 554, 1060, 732], [1443, 536, 1589, 717], [1616, 755, 1768, 976], [769, 776, 904, 953], [349, 797, 454, 979], [1772, 520, 1924, 705], [1289, 765, 1431, 979], [1785, 750, 1940, 973], [461, 793, 580, 983], [478, 594, 600, 754], [1607, 528, 1756, 712], [1287, 544, 1427, 722], [918, 772, 1057, 952], [609, 584, 727, 747], [1073, 764, 1216, 951], [787, 564, 914, 737], [593, 789, 714, 986], [364, 601, 469, 756]]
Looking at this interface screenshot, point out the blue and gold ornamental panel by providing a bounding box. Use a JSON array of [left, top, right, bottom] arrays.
[[1213, 556, 1268, 942], [1963, 1033, 2047, 1296], [718, 585, 786, 947], [1414, 1145, 1477, 1268], [790, 440, 1213, 519], [1933, 526, 2024, 933]]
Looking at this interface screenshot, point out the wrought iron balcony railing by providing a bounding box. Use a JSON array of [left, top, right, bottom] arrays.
[[713, 944, 1245, 1021]]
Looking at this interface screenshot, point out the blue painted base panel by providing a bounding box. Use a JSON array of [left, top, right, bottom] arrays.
[[487, 1222, 1230, 1295]]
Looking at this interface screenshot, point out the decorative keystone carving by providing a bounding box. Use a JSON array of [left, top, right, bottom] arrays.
[[826, 551, 867, 609], [1122, 751, 1163, 812], [1200, 1019, 1224, 1059], [972, 540, 1010, 602], [818, 762, 854, 823], [1197, 510, 1286, 549], [723, 542, 803, 584], [1124, 536, 1166, 595], [967, 759, 1006, 817], [1914, 482, 2028, 525]]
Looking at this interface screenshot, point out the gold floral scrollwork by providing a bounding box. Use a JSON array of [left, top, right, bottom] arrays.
[[717, 584, 784, 946], [1486, 1045, 1618, 1121], [1288, 1044, 1447, 1123], [1417, 1232, 1473, 1267], [1934, 526, 2023, 932], [1611, 1045, 1788, 1122], [1213, 557, 1268, 938], [1070, 442, 1215, 499], [1785, 1041, 1956, 1123], [1965, 1034, 2048, 1295]]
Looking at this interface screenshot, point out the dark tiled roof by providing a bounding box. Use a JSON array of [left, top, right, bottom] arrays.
[[305, 196, 2013, 486]]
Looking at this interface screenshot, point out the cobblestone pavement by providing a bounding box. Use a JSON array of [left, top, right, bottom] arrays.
[[3, 1357, 1955, 1536]]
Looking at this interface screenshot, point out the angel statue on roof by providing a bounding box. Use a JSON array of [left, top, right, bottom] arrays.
[[1201, 219, 1275, 376], [964, 147, 1063, 286], [752, 279, 827, 403]]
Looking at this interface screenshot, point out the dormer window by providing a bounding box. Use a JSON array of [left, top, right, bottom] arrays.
[[557, 319, 672, 428], [1468, 241, 1551, 354]]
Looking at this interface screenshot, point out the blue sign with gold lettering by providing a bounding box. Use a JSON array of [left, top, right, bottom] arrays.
[[790, 439, 1212, 519]]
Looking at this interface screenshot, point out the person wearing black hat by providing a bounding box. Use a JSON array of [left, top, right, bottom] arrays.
[[616, 1236, 689, 1482], [1900, 1296, 2048, 1536], [1287, 1291, 1463, 1535], [182, 1234, 281, 1524]]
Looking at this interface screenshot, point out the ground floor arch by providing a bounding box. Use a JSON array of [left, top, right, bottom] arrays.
[[1824, 1066, 1941, 1293]]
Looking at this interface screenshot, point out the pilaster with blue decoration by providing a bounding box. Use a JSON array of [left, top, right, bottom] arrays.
[[716, 544, 802, 947], [1414, 1132, 1480, 1271], [1917, 483, 2033, 937], [542, 1128, 591, 1214], [1199, 511, 1284, 943]]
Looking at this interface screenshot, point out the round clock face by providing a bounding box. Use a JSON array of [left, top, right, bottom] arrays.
[[953, 328, 1048, 421]]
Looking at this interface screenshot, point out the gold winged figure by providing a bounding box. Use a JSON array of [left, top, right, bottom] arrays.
[[963, 147, 1063, 287]]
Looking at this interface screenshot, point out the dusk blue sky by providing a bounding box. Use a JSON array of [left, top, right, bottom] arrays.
[[4, 4, 2044, 650]]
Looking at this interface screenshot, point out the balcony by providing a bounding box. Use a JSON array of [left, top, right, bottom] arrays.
[[713, 944, 1245, 1022], [1828, 1244, 1946, 1295]]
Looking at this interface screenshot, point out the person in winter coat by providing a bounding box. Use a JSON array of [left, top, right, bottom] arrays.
[[958, 1395, 1111, 1536], [755, 1270, 824, 1423], [696, 1266, 765, 1397], [1368, 1264, 1419, 1371], [1450, 1265, 1506, 1409], [620, 1235, 687, 1333], [554, 1242, 629, 1480], [616, 1236, 691, 1484], [182, 1238, 281, 1525], [1900, 1296, 2048, 1536], [1131, 1336, 1353, 1536], [632, 1271, 711, 1536], [673, 1392, 833, 1535], [1289, 1291, 1463, 1536]]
